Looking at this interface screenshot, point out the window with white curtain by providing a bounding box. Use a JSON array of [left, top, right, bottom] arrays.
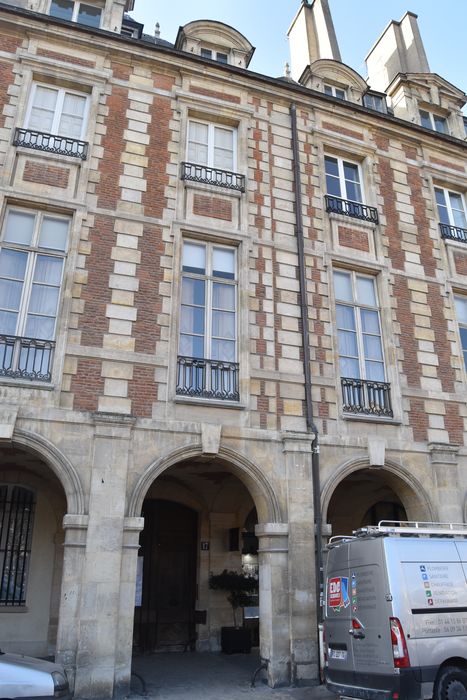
[[333, 269, 385, 382], [179, 240, 237, 362], [454, 295, 467, 371], [187, 120, 236, 172], [49, 0, 102, 27], [0, 208, 70, 342], [325, 156, 363, 203], [419, 109, 448, 134], [435, 187, 467, 230], [26, 83, 88, 141]]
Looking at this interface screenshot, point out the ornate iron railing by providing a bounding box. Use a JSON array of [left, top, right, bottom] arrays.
[[181, 162, 245, 192], [341, 377, 393, 417], [0, 335, 55, 382], [325, 194, 379, 224], [439, 222, 467, 244], [13, 127, 88, 160], [176, 356, 239, 401]]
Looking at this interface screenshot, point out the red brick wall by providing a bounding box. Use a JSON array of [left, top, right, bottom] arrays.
[[128, 364, 157, 418], [96, 83, 128, 209], [71, 357, 104, 412], [193, 194, 232, 221], [142, 88, 173, 219], [338, 225, 369, 252], [23, 161, 69, 188]]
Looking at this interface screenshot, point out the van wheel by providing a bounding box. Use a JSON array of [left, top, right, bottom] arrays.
[[434, 666, 467, 700]]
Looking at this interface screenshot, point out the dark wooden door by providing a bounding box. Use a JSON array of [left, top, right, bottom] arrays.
[[134, 500, 197, 651]]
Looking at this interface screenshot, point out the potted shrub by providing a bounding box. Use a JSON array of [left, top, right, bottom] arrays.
[[209, 569, 258, 654]]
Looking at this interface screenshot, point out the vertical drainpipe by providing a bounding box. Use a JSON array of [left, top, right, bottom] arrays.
[[289, 103, 324, 640]]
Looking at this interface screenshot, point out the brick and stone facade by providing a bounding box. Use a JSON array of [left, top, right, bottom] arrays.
[[0, 0, 466, 697]]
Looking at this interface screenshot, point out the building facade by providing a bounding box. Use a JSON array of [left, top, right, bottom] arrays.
[[0, 0, 466, 696]]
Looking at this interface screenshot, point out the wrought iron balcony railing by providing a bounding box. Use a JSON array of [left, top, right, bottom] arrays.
[[176, 356, 239, 401], [325, 194, 379, 224], [439, 222, 467, 244], [181, 162, 245, 192], [13, 127, 88, 160], [341, 377, 393, 417], [0, 335, 55, 382]]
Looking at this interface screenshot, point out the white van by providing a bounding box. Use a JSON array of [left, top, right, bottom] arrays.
[[323, 521, 467, 700]]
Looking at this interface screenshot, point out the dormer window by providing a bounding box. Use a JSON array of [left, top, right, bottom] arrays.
[[200, 48, 229, 64], [49, 0, 102, 28], [363, 92, 387, 114], [419, 109, 447, 134], [324, 84, 346, 100]]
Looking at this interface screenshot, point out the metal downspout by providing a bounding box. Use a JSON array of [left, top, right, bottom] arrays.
[[289, 104, 324, 635]]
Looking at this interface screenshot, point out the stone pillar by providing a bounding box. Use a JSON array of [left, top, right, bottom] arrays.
[[429, 443, 463, 523], [113, 516, 144, 697], [73, 413, 135, 700], [55, 514, 89, 690], [256, 523, 290, 687], [282, 433, 317, 685]]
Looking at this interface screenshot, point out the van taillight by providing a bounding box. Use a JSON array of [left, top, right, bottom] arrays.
[[389, 617, 410, 668]]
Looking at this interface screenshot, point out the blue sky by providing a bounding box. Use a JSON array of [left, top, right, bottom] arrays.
[[131, 0, 466, 96]]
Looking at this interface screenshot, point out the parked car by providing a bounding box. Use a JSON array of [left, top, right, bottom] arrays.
[[0, 650, 71, 699], [323, 520, 467, 700]]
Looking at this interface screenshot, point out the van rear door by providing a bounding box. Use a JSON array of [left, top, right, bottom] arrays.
[[325, 544, 356, 687]]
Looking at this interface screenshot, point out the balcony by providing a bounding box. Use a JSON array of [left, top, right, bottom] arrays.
[[325, 194, 379, 224], [176, 356, 239, 401], [439, 222, 467, 244], [0, 335, 55, 382], [181, 162, 245, 192], [341, 377, 393, 417], [13, 127, 88, 160]]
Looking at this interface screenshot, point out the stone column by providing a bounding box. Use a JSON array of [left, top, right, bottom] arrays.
[[113, 516, 144, 697], [73, 413, 135, 700], [429, 442, 463, 523], [256, 523, 290, 687], [55, 514, 89, 690], [282, 433, 317, 685]]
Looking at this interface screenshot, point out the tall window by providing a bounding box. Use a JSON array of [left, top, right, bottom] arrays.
[[177, 240, 238, 400], [325, 156, 362, 203], [0, 208, 70, 381], [419, 109, 447, 134], [0, 486, 36, 607], [435, 187, 467, 229], [454, 295, 467, 371], [26, 83, 88, 142], [187, 120, 236, 172], [334, 270, 385, 381], [324, 84, 346, 100], [49, 0, 102, 27]]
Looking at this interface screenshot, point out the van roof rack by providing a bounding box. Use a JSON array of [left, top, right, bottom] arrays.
[[355, 520, 467, 537]]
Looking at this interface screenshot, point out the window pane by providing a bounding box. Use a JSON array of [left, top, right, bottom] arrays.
[[28, 285, 60, 316], [77, 3, 101, 27], [181, 278, 205, 306], [39, 217, 69, 251], [212, 338, 235, 362], [214, 127, 233, 151], [4, 211, 35, 246], [340, 356, 360, 378], [213, 282, 235, 309], [361, 308, 380, 334], [29, 87, 58, 133], [50, 0, 73, 20], [325, 157, 339, 178], [213, 249, 235, 279], [365, 360, 385, 381], [24, 315, 55, 340], [455, 296, 467, 324], [419, 110, 432, 129], [363, 333, 383, 361], [333, 269, 352, 301], [0, 249, 28, 279], [188, 122, 208, 164], [335, 89, 346, 100], [435, 188, 450, 224], [0, 310, 18, 335], [58, 93, 86, 138], [34, 256, 63, 286], [448, 193, 467, 229], [182, 242, 205, 274], [200, 48, 212, 59], [213, 147, 234, 171], [212, 310, 235, 339], [434, 115, 447, 134], [216, 53, 228, 64], [338, 329, 358, 356], [344, 162, 362, 202], [0, 280, 23, 311], [356, 276, 376, 306], [180, 306, 205, 335], [336, 303, 356, 330], [187, 141, 208, 164], [179, 333, 204, 358], [324, 85, 333, 96], [460, 326, 467, 352]]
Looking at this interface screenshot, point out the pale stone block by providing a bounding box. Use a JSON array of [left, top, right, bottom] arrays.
[[111, 247, 141, 264], [283, 399, 303, 416], [101, 361, 133, 380], [119, 175, 147, 191], [111, 289, 134, 306], [114, 261, 137, 276], [123, 164, 144, 179], [125, 141, 147, 155], [63, 356, 78, 374], [104, 378, 128, 398], [278, 358, 303, 374], [106, 304, 137, 321], [127, 119, 148, 134], [109, 274, 139, 292], [428, 414, 445, 430], [121, 188, 142, 203], [367, 437, 386, 466], [427, 428, 450, 443], [103, 335, 136, 352], [98, 396, 132, 414], [417, 351, 439, 366], [201, 424, 222, 455], [121, 152, 148, 168], [123, 129, 150, 145], [116, 233, 139, 250], [425, 400, 446, 414], [126, 109, 151, 123]]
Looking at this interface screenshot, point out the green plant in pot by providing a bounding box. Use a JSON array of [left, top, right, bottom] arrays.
[[209, 569, 258, 654]]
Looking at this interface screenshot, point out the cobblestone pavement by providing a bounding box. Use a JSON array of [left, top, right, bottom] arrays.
[[128, 652, 337, 700]]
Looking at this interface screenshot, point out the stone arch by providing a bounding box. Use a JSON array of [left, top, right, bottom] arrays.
[[127, 443, 283, 524], [322, 457, 436, 525], [11, 428, 85, 514]]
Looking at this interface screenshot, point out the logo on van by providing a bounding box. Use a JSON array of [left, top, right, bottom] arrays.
[[328, 576, 350, 611]]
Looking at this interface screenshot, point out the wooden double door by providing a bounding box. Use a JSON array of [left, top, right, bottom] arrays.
[[134, 500, 198, 652]]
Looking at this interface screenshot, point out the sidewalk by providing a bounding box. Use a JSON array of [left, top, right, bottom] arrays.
[[129, 652, 337, 700]]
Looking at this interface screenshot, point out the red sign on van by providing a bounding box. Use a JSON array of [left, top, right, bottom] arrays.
[[328, 576, 350, 611]]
